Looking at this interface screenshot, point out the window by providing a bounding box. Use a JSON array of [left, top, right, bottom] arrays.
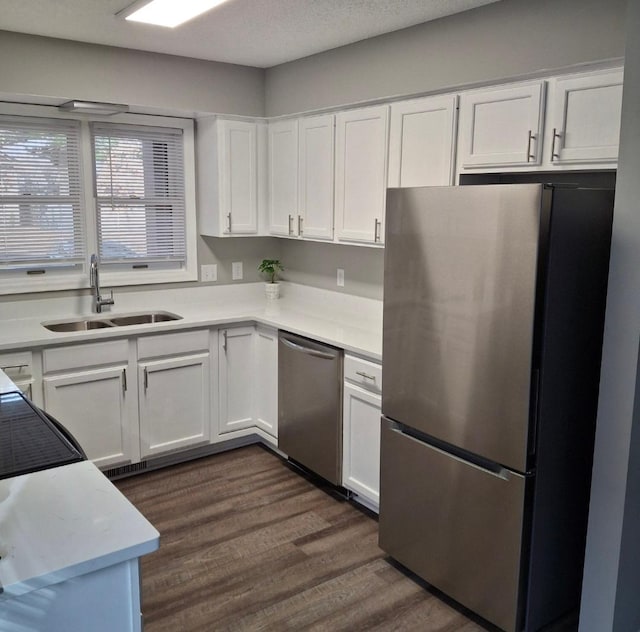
[[91, 123, 186, 271], [0, 116, 84, 275], [0, 104, 197, 294]]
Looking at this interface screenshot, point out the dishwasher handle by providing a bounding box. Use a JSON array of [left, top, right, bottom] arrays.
[[280, 336, 337, 360]]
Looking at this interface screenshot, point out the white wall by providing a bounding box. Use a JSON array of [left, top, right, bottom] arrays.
[[0, 30, 264, 116], [580, 0, 640, 629], [265, 0, 626, 116]]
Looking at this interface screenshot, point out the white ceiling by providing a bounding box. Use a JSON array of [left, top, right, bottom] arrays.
[[0, 0, 502, 68]]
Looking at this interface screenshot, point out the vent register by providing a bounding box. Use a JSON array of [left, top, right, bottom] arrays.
[[0, 391, 84, 480]]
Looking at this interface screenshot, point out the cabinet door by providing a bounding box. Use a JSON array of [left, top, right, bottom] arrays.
[[43, 366, 135, 469], [138, 354, 210, 458], [388, 95, 457, 187], [254, 326, 278, 439], [298, 114, 334, 240], [547, 69, 623, 164], [458, 82, 545, 168], [219, 119, 258, 234], [343, 382, 382, 509], [335, 106, 389, 244], [219, 326, 254, 433], [269, 119, 298, 236]]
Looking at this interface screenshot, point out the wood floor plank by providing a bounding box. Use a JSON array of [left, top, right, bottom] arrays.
[[116, 445, 493, 631]]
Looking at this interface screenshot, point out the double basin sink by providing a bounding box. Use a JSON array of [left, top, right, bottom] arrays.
[[43, 312, 182, 332]]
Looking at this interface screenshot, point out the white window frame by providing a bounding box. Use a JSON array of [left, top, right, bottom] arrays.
[[0, 103, 197, 295]]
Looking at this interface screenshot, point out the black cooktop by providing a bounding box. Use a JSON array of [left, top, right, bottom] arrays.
[[0, 391, 85, 480]]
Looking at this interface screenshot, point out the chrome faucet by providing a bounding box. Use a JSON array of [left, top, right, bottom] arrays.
[[89, 253, 114, 313]]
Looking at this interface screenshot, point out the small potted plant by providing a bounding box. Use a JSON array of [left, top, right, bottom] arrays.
[[258, 259, 284, 299]]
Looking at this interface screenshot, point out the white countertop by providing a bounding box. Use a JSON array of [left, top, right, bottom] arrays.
[[0, 283, 383, 360], [0, 460, 159, 598]]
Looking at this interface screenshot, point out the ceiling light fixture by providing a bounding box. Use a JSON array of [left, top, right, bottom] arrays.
[[58, 101, 130, 116], [119, 0, 231, 28]]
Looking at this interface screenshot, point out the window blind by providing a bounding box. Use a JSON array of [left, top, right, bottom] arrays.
[[0, 116, 84, 270], [91, 123, 186, 266]]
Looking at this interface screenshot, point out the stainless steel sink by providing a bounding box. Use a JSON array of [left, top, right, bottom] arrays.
[[109, 313, 181, 326], [43, 311, 182, 332], [44, 319, 115, 332]]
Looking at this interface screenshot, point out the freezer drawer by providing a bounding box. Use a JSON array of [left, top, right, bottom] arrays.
[[278, 332, 343, 485], [379, 419, 528, 632]]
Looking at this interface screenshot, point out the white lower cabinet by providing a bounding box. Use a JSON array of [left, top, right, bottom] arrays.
[[0, 350, 37, 403], [342, 354, 382, 511], [43, 341, 138, 469], [137, 329, 213, 458], [138, 354, 211, 458], [254, 325, 278, 440], [219, 325, 255, 434]]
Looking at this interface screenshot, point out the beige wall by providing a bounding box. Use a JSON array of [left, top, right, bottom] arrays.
[[0, 30, 264, 116], [265, 0, 626, 116]]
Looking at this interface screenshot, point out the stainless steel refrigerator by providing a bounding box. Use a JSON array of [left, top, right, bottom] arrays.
[[379, 184, 614, 632]]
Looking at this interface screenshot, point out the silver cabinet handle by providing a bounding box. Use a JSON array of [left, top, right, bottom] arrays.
[[0, 364, 29, 371], [223, 330, 228, 353], [288, 214, 293, 235], [122, 368, 127, 394], [226, 212, 232, 233], [143, 367, 148, 391], [526, 130, 536, 162], [280, 337, 336, 360], [356, 370, 376, 381], [551, 128, 561, 161], [374, 218, 381, 242], [298, 215, 303, 236]]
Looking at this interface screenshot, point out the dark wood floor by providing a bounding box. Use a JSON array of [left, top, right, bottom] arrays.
[[115, 445, 489, 632]]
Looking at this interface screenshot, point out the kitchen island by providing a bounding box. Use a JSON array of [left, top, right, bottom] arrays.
[[0, 372, 159, 632]]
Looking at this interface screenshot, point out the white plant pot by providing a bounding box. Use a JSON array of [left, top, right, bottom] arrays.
[[265, 282, 280, 300]]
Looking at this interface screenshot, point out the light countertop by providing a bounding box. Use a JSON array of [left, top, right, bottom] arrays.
[[0, 460, 159, 598], [0, 283, 383, 361]]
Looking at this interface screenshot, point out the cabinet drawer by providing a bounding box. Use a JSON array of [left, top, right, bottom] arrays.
[[137, 329, 209, 360], [43, 340, 128, 373], [0, 350, 33, 380], [344, 354, 382, 393]]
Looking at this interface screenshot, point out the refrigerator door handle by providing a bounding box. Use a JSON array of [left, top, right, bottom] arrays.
[[388, 423, 512, 481], [280, 336, 336, 360]]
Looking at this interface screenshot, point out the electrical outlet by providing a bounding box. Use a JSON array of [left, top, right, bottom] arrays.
[[232, 261, 243, 280], [201, 264, 217, 282], [337, 268, 345, 287]]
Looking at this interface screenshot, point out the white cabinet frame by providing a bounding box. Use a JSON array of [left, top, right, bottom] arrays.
[[388, 94, 458, 188], [458, 82, 545, 168], [546, 69, 624, 164]]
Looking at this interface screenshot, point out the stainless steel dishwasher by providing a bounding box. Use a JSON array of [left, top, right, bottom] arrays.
[[278, 331, 343, 485]]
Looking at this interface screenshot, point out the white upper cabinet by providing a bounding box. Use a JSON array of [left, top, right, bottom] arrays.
[[458, 82, 545, 168], [269, 119, 299, 236], [335, 105, 389, 244], [388, 95, 458, 188], [546, 68, 623, 165], [298, 114, 335, 240], [197, 117, 262, 236]]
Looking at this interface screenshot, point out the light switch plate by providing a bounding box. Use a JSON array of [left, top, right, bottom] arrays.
[[201, 264, 217, 282], [232, 261, 243, 280], [337, 268, 345, 287]]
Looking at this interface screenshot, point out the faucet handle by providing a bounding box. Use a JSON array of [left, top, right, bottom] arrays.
[[105, 289, 115, 306]]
